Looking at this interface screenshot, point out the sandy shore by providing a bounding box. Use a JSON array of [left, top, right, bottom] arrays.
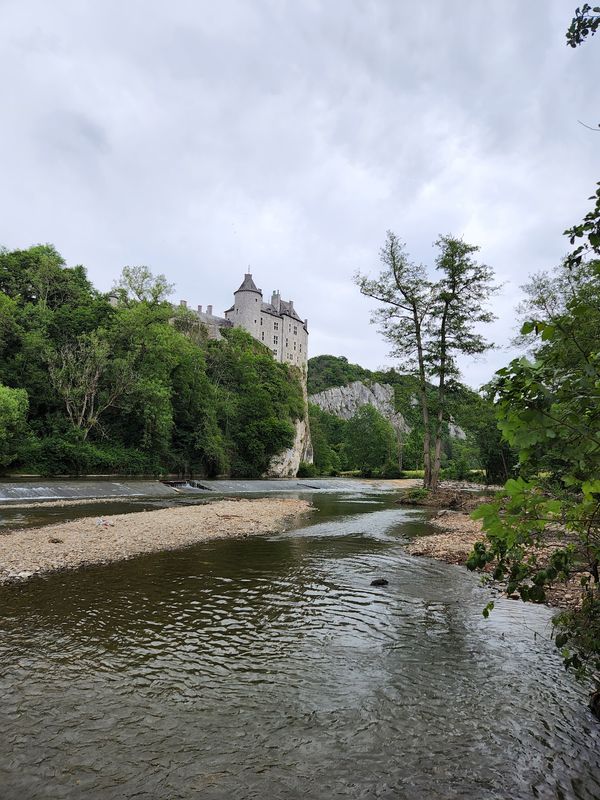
[[0, 498, 312, 585]]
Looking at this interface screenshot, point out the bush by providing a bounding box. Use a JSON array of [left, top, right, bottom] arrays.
[[297, 461, 318, 478], [380, 460, 402, 478], [444, 457, 471, 481], [403, 487, 431, 503]]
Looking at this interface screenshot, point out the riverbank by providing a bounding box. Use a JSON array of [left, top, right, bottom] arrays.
[[405, 508, 589, 609], [0, 498, 311, 585]]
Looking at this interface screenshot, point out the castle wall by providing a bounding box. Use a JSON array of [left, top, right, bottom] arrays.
[[258, 310, 283, 360], [280, 312, 307, 369]]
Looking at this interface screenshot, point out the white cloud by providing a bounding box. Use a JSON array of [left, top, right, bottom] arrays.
[[0, 0, 598, 387]]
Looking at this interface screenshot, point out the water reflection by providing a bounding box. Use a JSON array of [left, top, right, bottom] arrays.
[[0, 496, 598, 799]]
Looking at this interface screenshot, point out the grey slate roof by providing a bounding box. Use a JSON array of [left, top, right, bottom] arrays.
[[235, 273, 261, 294], [279, 299, 303, 322]]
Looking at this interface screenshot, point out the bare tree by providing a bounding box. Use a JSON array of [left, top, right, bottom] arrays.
[[48, 333, 135, 439]]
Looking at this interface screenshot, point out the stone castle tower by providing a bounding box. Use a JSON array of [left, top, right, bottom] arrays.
[[191, 273, 308, 370]]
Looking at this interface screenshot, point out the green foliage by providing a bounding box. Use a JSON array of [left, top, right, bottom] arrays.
[[297, 461, 318, 478], [206, 328, 303, 478], [403, 487, 431, 502], [468, 479, 572, 603], [566, 4, 600, 47], [356, 231, 498, 489], [469, 185, 600, 674], [307, 355, 372, 395], [308, 355, 505, 480], [308, 404, 342, 475], [0, 384, 29, 467], [112, 265, 175, 305], [344, 405, 398, 475], [565, 183, 600, 268], [0, 246, 304, 478]]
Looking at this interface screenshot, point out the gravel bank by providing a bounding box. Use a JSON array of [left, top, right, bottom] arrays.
[[406, 510, 588, 609], [0, 498, 312, 585]]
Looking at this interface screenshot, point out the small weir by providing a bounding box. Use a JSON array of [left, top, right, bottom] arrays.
[[0, 480, 177, 503]]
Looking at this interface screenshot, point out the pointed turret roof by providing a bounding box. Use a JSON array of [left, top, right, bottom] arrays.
[[234, 273, 262, 294]]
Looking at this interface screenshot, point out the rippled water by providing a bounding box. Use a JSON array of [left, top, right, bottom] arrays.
[[0, 495, 599, 799]]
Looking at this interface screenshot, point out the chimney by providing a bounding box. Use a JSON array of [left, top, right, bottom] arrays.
[[198, 305, 203, 313], [271, 290, 280, 312], [207, 304, 213, 316], [289, 300, 294, 312], [180, 300, 187, 308]]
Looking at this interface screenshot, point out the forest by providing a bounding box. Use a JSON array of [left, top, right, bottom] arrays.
[[0, 246, 304, 478]]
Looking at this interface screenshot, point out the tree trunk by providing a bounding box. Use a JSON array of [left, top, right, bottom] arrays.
[[430, 302, 449, 490], [414, 318, 431, 489]]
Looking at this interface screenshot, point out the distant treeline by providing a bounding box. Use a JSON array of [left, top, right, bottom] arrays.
[[0, 245, 303, 477]]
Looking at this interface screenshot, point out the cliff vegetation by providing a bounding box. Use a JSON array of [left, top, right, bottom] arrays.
[[307, 355, 514, 482]]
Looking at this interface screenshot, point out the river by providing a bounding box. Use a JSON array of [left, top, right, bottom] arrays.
[[0, 492, 598, 799]]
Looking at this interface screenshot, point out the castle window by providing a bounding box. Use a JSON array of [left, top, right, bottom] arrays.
[[274, 335, 278, 345], [260, 318, 263, 326], [299, 344, 302, 352], [293, 326, 297, 335], [285, 338, 288, 347], [294, 342, 296, 350], [274, 322, 279, 330], [272, 348, 277, 355], [261, 332, 264, 341]]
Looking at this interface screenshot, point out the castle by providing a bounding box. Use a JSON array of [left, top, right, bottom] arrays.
[[183, 273, 308, 369]]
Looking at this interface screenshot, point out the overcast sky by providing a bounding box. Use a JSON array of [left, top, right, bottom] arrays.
[[1, 1, 598, 387]]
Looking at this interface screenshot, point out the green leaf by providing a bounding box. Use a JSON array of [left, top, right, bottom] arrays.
[[482, 601, 495, 619]]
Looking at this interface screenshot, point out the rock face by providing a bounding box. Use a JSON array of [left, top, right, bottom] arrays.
[[309, 381, 410, 435], [267, 375, 314, 478], [448, 421, 467, 441], [267, 417, 313, 478], [309, 380, 467, 440]]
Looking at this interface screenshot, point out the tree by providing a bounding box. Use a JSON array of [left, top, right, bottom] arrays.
[[344, 405, 397, 475], [356, 232, 435, 484], [468, 193, 600, 674], [48, 332, 136, 440], [427, 236, 498, 486], [0, 384, 28, 467], [356, 232, 498, 489], [113, 265, 174, 305]]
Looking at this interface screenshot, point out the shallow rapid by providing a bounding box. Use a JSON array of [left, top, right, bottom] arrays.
[[0, 494, 598, 799]]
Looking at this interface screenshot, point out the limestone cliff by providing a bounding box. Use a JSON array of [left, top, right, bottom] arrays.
[[309, 381, 410, 435], [266, 416, 313, 477], [267, 373, 314, 478], [308, 380, 466, 439]]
